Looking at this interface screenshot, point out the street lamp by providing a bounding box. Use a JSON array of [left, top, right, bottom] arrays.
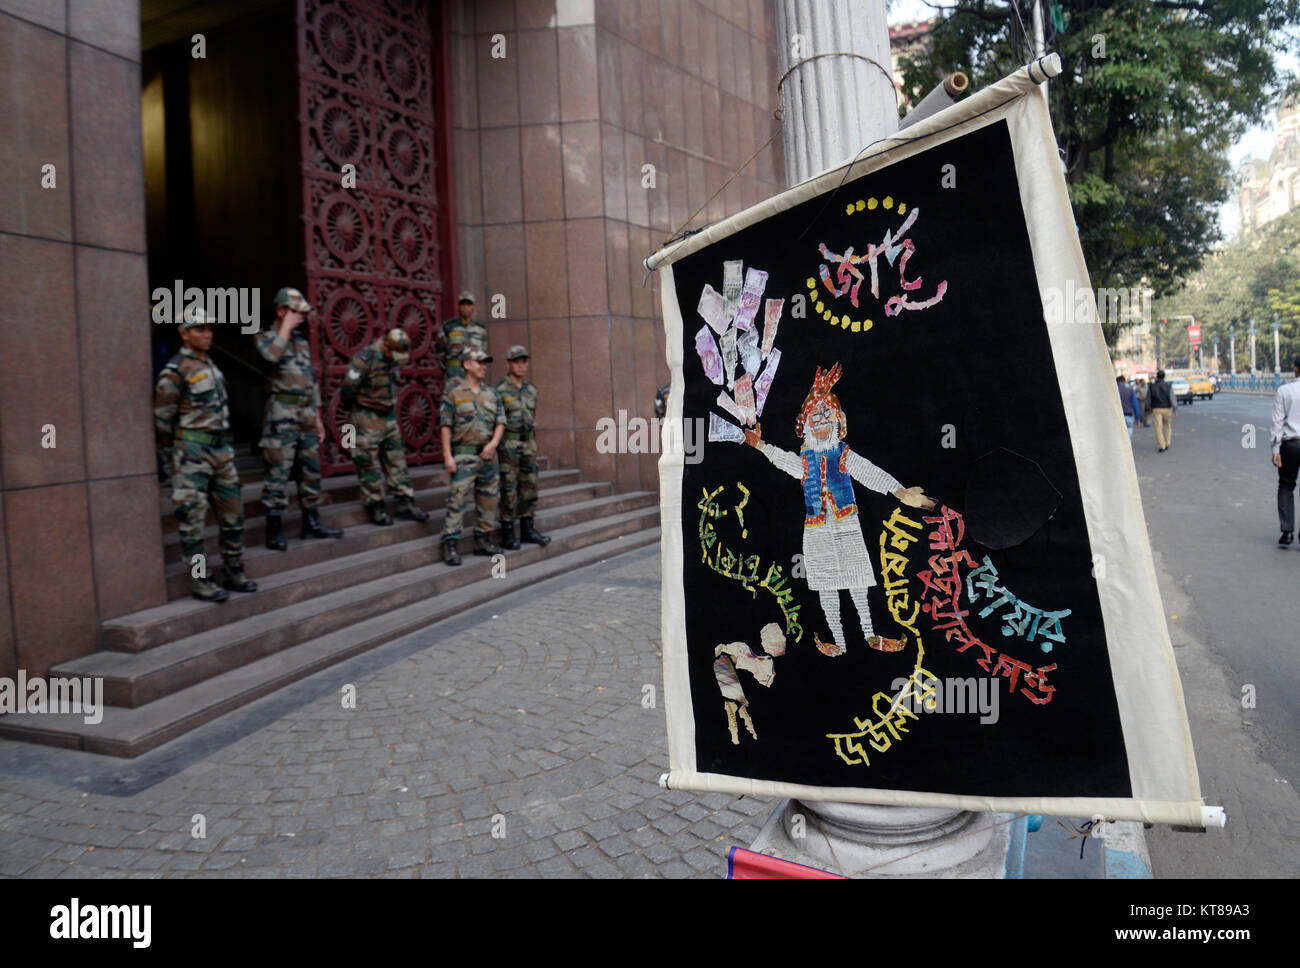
[[1249, 319, 1258, 378], [1171, 315, 1197, 371], [1229, 325, 1236, 388], [1274, 313, 1282, 382]]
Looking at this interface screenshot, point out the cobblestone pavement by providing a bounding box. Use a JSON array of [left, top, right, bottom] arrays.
[[0, 546, 775, 878]]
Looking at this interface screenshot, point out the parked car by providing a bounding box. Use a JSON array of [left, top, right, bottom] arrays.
[[1170, 377, 1193, 404], [1189, 374, 1214, 399]]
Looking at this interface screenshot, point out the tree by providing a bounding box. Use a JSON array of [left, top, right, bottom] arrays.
[[1152, 207, 1300, 370], [897, 0, 1300, 316]]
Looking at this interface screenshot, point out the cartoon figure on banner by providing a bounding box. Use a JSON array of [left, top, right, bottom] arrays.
[[712, 623, 787, 745], [736, 364, 936, 657]]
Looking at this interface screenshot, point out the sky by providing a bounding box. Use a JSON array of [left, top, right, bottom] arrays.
[[884, 0, 1297, 240]]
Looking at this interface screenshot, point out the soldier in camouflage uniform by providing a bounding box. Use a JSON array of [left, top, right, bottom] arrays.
[[438, 348, 505, 566], [494, 345, 550, 549], [435, 291, 490, 386], [257, 286, 342, 550], [341, 329, 429, 526], [154, 307, 258, 602]]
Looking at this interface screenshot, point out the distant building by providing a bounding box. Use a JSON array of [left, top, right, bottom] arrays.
[[889, 19, 936, 109], [1239, 96, 1300, 232]]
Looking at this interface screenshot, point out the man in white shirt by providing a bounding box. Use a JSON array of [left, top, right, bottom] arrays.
[[1272, 359, 1300, 546]]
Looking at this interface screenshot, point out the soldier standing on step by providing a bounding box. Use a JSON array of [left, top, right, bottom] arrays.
[[341, 328, 430, 526], [494, 345, 550, 549], [438, 348, 505, 566], [154, 307, 258, 603], [435, 291, 489, 387], [257, 286, 343, 550]]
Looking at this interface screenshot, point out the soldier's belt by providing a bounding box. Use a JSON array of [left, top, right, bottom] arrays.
[[451, 445, 488, 456], [177, 428, 227, 446], [503, 430, 535, 441], [273, 392, 311, 405]]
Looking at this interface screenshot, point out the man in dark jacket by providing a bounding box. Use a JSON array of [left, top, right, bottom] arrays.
[[1116, 376, 1138, 440], [1148, 370, 1177, 452]]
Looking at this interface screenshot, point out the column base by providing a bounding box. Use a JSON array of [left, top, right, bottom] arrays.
[[749, 799, 1014, 878]]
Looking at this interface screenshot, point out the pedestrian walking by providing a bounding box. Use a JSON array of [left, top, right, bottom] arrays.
[[341, 329, 430, 526], [1149, 369, 1177, 452], [435, 291, 490, 387], [1134, 377, 1150, 428], [1116, 375, 1138, 440], [494, 345, 550, 549], [257, 286, 342, 549], [154, 307, 257, 603], [438, 348, 505, 566], [1271, 359, 1300, 546]]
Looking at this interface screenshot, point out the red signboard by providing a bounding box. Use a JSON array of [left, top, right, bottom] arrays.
[[1187, 324, 1201, 346]]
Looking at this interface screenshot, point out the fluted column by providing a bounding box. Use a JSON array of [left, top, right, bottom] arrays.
[[773, 0, 898, 187], [752, 0, 1013, 878]]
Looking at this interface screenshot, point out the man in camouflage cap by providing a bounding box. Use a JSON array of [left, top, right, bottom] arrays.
[[435, 291, 489, 386], [494, 345, 550, 549], [257, 286, 342, 550], [154, 307, 257, 602], [438, 347, 505, 565], [341, 328, 429, 526]]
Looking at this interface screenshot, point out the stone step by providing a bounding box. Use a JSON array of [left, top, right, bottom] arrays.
[[160, 478, 611, 563], [0, 528, 661, 757], [159, 483, 641, 602], [57, 504, 660, 709], [157, 462, 574, 532], [112, 490, 657, 649]]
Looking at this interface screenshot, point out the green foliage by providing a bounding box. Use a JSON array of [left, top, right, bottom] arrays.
[[1152, 208, 1300, 370], [898, 0, 1300, 305]]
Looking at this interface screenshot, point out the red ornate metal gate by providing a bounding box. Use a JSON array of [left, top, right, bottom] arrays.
[[297, 0, 453, 473]]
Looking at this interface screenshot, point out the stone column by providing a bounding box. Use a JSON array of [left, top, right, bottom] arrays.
[[773, 0, 898, 186], [752, 0, 1011, 878]]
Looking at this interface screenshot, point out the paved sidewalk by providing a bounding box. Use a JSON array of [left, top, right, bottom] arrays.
[[0, 546, 773, 878]]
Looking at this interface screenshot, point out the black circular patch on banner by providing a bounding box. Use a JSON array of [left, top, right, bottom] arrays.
[[964, 448, 1061, 549]]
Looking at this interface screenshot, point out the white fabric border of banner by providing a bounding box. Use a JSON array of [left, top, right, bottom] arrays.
[[656, 60, 1205, 827]]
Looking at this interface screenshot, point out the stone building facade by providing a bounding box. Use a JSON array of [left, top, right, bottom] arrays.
[[0, 0, 785, 676]]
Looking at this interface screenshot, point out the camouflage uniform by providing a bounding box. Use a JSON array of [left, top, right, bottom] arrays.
[[257, 326, 323, 514], [439, 371, 505, 544], [435, 294, 490, 385], [342, 337, 416, 513], [494, 374, 540, 525], [154, 345, 246, 593]]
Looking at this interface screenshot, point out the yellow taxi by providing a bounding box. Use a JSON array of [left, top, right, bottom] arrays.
[[1188, 374, 1214, 400]]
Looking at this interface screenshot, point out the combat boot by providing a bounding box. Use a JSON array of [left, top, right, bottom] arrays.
[[366, 503, 393, 526], [220, 563, 258, 593], [520, 517, 551, 546], [265, 513, 287, 551], [191, 576, 229, 603], [302, 507, 343, 540], [500, 520, 520, 550], [394, 501, 429, 522], [473, 534, 503, 556], [442, 539, 462, 566]]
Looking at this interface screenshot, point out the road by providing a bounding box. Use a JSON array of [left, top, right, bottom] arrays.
[[1133, 390, 1300, 877]]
